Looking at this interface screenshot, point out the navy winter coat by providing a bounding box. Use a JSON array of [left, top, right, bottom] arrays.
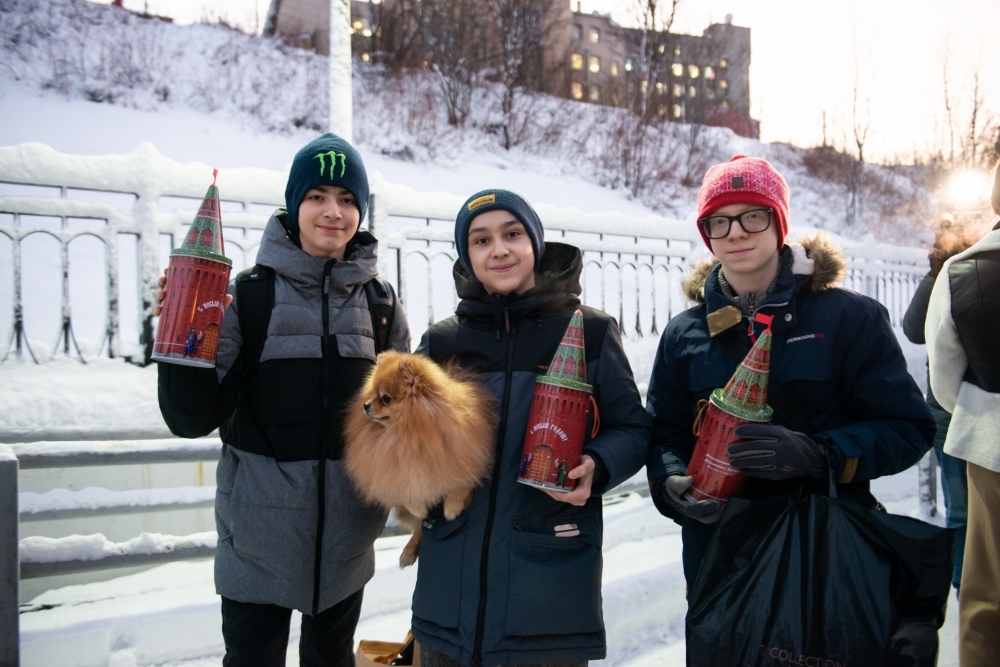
[[412, 243, 650, 667], [645, 236, 935, 584]]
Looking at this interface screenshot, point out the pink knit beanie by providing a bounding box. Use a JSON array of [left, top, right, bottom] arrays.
[[696, 155, 790, 252]]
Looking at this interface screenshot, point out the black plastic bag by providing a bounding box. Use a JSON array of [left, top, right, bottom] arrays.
[[686, 492, 955, 667]]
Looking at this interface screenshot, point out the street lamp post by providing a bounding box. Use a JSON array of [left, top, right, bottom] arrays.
[[330, 0, 353, 140]]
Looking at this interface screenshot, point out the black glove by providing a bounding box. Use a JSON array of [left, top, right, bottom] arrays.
[[728, 424, 827, 481], [659, 475, 723, 525]]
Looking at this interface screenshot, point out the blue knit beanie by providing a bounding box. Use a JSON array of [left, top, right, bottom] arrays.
[[284, 133, 369, 236], [454, 189, 545, 274]]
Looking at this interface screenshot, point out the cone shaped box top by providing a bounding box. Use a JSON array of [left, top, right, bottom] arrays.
[[171, 171, 232, 267], [709, 328, 773, 422], [537, 309, 592, 393]]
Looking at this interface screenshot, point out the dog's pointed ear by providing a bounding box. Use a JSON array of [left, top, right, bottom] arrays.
[[397, 355, 425, 394]]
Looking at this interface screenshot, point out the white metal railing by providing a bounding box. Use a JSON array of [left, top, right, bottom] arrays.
[[0, 143, 930, 366]]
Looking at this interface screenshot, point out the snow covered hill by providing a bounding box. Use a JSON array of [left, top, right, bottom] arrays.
[[0, 0, 944, 246]]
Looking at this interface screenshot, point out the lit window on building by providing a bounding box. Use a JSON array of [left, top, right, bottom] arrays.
[[721, 99, 729, 108], [720, 58, 728, 68], [658, 44, 666, 54], [625, 57, 634, 72], [673, 83, 683, 97], [352, 21, 363, 30], [571, 82, 584, 99], [675, 45, 681, 56], [589, 85, 601, 102], [611, 90, 619, 104], [361, 53, 370, 62], [589, 55, 600, 73], [719, 79, 728, 90], [688, 64, 699, 79], [704, 66, 715, 79], [689, 85, 697, 97], [571, 53, 584, 70], [656, 81, 665, 93], [672, 63, 683, 77], [590, 28, 600, 43], [362, 29, 372, 37], [658, 105, 667, 116], [640, 80, 648, 93], [573, 24, 582, 40], [673, 104, 683, 119], [611, 60, 619, 76]]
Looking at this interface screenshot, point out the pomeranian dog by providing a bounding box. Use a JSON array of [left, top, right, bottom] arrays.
[[343, 351, 496, 567]]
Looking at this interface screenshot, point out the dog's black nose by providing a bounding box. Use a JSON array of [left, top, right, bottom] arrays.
[[363, 402, 371, 410]]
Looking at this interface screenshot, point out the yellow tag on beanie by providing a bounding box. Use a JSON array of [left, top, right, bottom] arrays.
[[467, 193, 496, 212]]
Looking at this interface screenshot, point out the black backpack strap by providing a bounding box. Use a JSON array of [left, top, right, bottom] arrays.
[[363, 277, 395, 354], [235, 265, 275, 376]]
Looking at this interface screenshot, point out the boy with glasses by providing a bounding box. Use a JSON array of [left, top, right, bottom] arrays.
[[644, 155, 935, 590]]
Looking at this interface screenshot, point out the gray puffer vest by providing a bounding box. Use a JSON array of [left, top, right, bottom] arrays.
[[158, 214, 410, 614]]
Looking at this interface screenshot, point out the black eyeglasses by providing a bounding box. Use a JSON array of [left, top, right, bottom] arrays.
[[698, 208, 773, 239]]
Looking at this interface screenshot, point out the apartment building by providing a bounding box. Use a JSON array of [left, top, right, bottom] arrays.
[[264, 0, 758, 137]]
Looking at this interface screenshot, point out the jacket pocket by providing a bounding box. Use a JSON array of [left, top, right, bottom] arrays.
[[412, 513, 469, 629], [228, 455, 317, 568], [505, 513, 604, 637]]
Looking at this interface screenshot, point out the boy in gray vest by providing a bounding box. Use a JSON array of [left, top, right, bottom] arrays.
[[156, 133, 410, 667]]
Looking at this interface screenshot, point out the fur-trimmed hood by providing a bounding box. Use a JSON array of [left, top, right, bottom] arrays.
[[681, 233, 847, 305]]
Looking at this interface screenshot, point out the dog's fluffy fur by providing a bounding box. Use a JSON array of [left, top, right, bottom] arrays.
[[343, 351, 496, 567]]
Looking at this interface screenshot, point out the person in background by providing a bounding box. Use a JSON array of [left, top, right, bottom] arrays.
[[902, 216, 972, 595], [925, 159, 1000, 667]]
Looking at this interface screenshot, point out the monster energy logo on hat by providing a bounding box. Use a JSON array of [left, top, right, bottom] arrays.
[[315, 151, 347, 179]]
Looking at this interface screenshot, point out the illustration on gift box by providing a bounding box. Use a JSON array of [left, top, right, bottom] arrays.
[[152, 169, 233, 368], [517, 309, 600, 492], [685, 314, 774, 506]]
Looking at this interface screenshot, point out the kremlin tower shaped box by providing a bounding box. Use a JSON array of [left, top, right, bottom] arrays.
[[685, 322, 774, 507], [152, 170, 232, 368], [517, 310, 598, 492]]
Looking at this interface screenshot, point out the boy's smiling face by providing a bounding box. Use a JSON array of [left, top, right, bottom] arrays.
[[297, 185, 360, 259], [467, 209, 536, 295]]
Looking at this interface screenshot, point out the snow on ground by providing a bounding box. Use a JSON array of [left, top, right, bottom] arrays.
[[0, 82, 660, 218], [15, 490, 960, 667]]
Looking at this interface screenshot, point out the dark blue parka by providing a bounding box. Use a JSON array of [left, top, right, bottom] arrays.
[[412, 243, 650, 667], [645, 236, 935, 586]]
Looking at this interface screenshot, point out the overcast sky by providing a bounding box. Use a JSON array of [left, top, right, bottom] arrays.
[[101, 0, 999, 163]]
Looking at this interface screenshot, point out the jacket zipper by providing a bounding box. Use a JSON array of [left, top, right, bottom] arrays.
[[471, 305, 513, 667], [312, 263, 334, 615]]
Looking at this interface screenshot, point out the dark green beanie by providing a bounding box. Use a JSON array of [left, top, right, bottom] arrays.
[[284, 133, 369, 236], [454, 189, 545, 274]]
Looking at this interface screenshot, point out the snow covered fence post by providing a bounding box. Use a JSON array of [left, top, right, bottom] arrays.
[[329, 0, 353, 140], [0, 445, 18, 666]]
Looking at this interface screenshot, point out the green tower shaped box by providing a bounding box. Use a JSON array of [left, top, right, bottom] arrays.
[[685, 325, 774, 506], [517, 309, 596, 492], [152, 170, 233, 368]]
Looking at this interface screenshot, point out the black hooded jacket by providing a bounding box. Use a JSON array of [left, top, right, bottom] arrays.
[[410, 242, 651, 667]]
